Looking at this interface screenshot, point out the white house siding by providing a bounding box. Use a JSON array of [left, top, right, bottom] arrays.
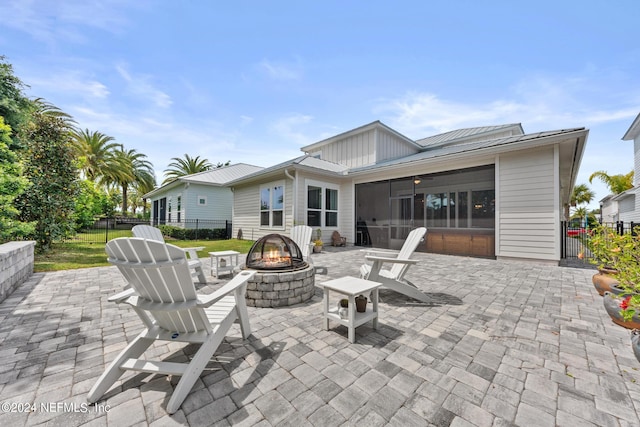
[[375, 128, 420, 163], [307, 129, 377, 168], [231, 178, 293, 242], [618, 196, 638, 223], [601, 199, 619, 223], [497, 146, 559, 261], [184, 183, 233, 223], [295, 171, 353, 244]]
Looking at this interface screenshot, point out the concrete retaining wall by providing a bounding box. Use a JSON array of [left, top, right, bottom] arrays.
[[0, 241, 36, 303]]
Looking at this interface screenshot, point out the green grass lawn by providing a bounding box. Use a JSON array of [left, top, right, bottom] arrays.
[[34, 238, 254, 272]]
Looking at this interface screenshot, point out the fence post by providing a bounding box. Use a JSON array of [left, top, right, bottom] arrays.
[[617, 221, 624, 235], [195, 219, 199, 240], [632, 222, 637, 237], [105, 218, 109, 243]]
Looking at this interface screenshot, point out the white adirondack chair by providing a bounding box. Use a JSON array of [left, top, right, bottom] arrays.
[[132, 224, 207, 283], [87, 237, 257, 414], [359, 227, 429, 303], [290, 225, 313, 261]]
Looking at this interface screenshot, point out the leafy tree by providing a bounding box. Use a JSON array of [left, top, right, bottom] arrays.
[[162, 154, 214, 185], [15, 106, 79, 251], [0, 117, 34, 242], [73, 180, 108, 230], [0, 56, 32, 150], [589, 170, 634, 195]]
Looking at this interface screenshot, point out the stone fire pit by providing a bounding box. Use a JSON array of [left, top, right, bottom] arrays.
[[243, 233, 315, 307]]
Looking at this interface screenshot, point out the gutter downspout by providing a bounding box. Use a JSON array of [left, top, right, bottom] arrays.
[[285, 169, 296, 227]]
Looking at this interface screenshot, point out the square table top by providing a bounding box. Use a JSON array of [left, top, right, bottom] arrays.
[[319, 276, 381, 296]]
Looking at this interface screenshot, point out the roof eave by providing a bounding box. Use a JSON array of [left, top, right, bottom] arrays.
[[622, 113, 640, 141]]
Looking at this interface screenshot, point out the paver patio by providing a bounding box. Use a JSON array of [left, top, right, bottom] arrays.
[[1, 247, 639, 426]]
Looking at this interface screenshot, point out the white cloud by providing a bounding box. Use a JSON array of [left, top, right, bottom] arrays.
[[377, 74, 640, 139], [270, 113, 314, 146], [0, 0, 142, 44], [259, 59, 302, 81], [27, 71, 110, 100], [116, 64, 172, 109]]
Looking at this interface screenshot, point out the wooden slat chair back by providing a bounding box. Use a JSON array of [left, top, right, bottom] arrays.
[[87, 237, 256, 414], [290, 225, 313, 260], [132, 224, 207, 283]]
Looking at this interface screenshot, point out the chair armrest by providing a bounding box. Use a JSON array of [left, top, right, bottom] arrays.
[[360, 248, 400, 256], [182, 247, 204, 259], [364, 255, 419, 265], [108, 288, 136, 303], [197, 270, 257, 307]]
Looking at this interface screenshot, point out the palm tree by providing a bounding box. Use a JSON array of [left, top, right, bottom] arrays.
[[109, 148, 154, 216], [162, 154, 213, 185], [589, 170, 634, 195], [566, 183, 595, 222], [72, 129, 121, 182]]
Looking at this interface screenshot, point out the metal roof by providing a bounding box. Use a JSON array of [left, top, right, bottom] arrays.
[[144, 163, 263, 198], [349, 128, 586, 173], [226, 155, 348, 185], [181, 163, 264, 185], [415, 124, 524, 149]]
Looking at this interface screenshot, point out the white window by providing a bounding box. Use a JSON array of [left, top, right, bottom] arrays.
[[307, 181, 339, 227], [198, 195, 207, 206], [260, 182, 284, 228], [168, 197, 172, 222]]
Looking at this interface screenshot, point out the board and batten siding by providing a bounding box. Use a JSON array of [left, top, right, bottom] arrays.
[[307, 129, 376, 168], [497, 146, 559, 261], [305, 127, 419, 169], [375, 128, 420, 163]]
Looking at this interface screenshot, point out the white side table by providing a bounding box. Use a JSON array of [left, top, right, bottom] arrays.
[[320, 276, 382, 343], [209, 250, 240, 278]]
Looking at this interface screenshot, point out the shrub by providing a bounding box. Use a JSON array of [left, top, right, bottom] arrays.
[[158, 225, 227, 240]]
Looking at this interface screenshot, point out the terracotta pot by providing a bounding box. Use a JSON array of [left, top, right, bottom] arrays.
[[603, 292, 640, 329], [592, 273, 622, 296], [632, 330, 640, 363], [599, 266, 619, 275]]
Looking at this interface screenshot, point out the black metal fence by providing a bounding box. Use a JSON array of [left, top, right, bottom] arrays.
[[561, 221, 639, 265], [63, 218, 232, 244]]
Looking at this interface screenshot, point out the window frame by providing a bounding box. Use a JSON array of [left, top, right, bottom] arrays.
[[306, 180, 340, 228], [259, 181, 285, 229]]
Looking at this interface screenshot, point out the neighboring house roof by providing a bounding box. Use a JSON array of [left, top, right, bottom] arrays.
[[144, 163, 263, 198], [622, 112, 640, 141], [612, 188, 636, 201], [415, 123, 524, 149]]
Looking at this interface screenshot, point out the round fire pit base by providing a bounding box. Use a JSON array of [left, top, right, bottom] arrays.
[[244, 263, 315, 307]]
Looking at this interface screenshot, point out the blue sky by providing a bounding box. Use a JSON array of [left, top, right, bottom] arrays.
[[1, 1, 639, 209]]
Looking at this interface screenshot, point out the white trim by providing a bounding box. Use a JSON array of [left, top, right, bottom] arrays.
[[259, 180, 286, 230], [553, 144, 560, 260], [495, 155, 500, 257], [305, 179, 340, 229]]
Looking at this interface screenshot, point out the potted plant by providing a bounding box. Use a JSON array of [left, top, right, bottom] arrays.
[[337, 298, 348, 318], [588, 225, 624, 295], [596, 224, 640, 328], [313, 228, 323, 253]]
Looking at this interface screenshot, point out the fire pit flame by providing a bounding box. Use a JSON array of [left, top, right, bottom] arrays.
[[245, 233, 307, 271]]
